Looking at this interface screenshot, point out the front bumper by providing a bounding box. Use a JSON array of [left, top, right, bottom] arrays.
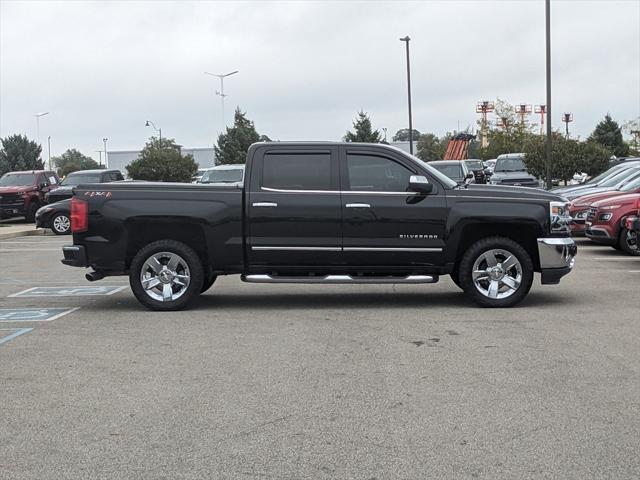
[[537, 237, 577, 285], [61, 245, 88, 267]]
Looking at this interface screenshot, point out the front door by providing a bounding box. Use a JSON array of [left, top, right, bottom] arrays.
[[339, 148, 448, 268], [247, 147, 342, 269]]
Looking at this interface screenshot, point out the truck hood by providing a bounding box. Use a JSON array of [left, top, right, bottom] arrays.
[[591, 193, 640, 208], [50, 185, 74, 195], [461, 184, 564, 202], [0, 185, 34, 194]]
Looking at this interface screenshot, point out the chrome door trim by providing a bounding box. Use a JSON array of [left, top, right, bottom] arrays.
[[261, 186, 420, 196], [343, 247, 443, 252], [251, 246, 342, 251], [252, 202, 278, 207], [345, 203, 371, 208]]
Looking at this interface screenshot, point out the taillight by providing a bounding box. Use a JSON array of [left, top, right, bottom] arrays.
[[70, 197, 88, 233]]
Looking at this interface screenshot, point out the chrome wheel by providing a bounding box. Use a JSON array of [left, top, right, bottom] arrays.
[[53, 214, 70, 233], [472, 248, 522, 299], [140, 251, 191, 302]]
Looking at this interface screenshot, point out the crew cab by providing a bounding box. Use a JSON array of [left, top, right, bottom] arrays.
[[61, 142, 576, 311], [585, 193, 640, 255], [0, 170, 60, 221]]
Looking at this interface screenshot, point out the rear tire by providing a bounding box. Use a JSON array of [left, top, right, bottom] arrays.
[[51, 213, 71, 235], [458, 236, 534, 308], [129, 240, 204, 311], [201, 273, 217, 293], [619, 228, 639, 256], [25, 202, 38, 223]]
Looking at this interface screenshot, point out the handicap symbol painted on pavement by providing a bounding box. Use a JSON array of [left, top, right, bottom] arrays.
[[9, 286, 127, 298], [0, 327, 33, 347], [0, 307, 80, 323]]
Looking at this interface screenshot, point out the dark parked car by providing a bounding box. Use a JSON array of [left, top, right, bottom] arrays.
[[463, 159, 489, 184], [36, 198, 71, 235], [46, 169, 124, 204], [429, 160, 474, 186], [62, 142, 576, 311], [489, 154, 542, 188], [0, 170, 60, 222]]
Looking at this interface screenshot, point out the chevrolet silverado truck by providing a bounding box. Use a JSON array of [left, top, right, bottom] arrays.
[[0, 170, 60, 221], [61, 142, 576, 311]]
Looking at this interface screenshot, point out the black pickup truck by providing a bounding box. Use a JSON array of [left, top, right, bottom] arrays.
[[62, 142, 576, 311]]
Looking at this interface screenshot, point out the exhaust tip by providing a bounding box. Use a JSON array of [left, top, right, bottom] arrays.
[[85, 271, 105, 282]]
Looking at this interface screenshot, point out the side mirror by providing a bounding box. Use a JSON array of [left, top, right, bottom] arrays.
[[39, 182, 48, 190], [409, 175, 433, 194]]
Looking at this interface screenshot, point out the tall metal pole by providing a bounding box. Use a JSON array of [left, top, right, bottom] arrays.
[[400, 36, 414, 155], [545, 0, 552, 190], [205, 71, 239, 135], [47, 136, 51, 170], [103, 138, 108, 168]]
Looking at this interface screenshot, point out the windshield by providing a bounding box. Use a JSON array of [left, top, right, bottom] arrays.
[[430, 163, 463, 181], [495, 157, 526, 172], [0, 173, 36, 186], [465, 160, 483, 170], [619, 171, 640, 191], [600, 168, 640, 187], [61, 173, 103, 185], [202, 168, 244, 183]]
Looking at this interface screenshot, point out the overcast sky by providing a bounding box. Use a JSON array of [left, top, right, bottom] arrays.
[[1, 0, 639, 160]]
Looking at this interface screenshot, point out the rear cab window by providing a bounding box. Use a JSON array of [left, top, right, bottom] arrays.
[[261, 152, 333, 191]]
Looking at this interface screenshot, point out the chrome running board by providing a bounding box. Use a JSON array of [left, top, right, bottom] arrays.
[[241, 274, 439, 284]]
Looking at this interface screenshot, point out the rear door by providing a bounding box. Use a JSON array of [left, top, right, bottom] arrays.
[[339, 147, 448, 267], [247, 146, 341, 268]]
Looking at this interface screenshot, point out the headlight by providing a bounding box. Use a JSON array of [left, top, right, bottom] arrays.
[[550, 201, 571, 233], [600, 204, 621, 210], [574, 211, 587, 219], [598, 213, 613, 222]]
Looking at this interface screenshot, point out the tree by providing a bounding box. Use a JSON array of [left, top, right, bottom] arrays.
[[416, 133, 444, 161], [588, 114, 629, 157], [52, 149, 100, 177], [392, 128, 421, 142], [126, 137, 198, 183], [0, 134, 43, 176], [343, 110, 381, 143], [215, 108, 269, 165]]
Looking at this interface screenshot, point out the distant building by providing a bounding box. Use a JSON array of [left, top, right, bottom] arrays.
[[107, 147, 216, 176]]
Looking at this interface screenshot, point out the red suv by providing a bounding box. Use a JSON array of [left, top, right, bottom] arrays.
[[0, 170, 60, 222], [568, 174, 640, 235], [585, 193, 640, 255]]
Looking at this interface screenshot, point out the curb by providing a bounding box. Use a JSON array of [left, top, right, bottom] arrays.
[[0, 228, 48, 240]]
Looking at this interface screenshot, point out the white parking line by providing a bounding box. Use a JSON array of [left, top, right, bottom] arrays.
[[0, 327, 33, 346], [0, 307, 80, 323], [593, 257, 640, 261]]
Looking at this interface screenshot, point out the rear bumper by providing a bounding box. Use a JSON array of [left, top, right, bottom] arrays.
[[537, 237, 577, 285], [61, 245, 88, 267]]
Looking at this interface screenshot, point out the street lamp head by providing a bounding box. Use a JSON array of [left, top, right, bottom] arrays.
[[145, 120, 150, 127], [399, 36, 410, 42], [35, 112, 49, 117]]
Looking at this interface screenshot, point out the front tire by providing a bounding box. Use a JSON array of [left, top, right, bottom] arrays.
[[51, 213, 71, 235], [25, 202, 38, 223], [129, 240, 204, 311], [619, 228, 639, 256], [458, 236, 534, 308]]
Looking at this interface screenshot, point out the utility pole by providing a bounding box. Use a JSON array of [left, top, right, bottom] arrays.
[[103, 138, 108, 168], [535, 105, 546, 135], [545, 0, 553, 190], [399, 36, 414, 155], [476, 101, 495, 148], [204, 70, 239, 135], [47, 136, 51, 170], [96, 151, 103, 165], [562, 113, 573, 138]]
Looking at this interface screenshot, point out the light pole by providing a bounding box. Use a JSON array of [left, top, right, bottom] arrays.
[[34, 112, 49, 145], [545, 0, 552, 190], [103, 138, 108, 168], [47, 136, 51, 170], [95, 150, 103, 165], [562, 113, 573, 138], [145, 120, 162, 145], [204, 70, 239, 134], [399, 37, 413, 155]]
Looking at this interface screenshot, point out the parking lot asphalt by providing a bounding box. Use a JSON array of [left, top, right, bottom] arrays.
[[0, 235, 639, 479]]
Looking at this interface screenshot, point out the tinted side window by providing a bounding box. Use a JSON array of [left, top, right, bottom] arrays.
[[346, 154, 413, 192], [262, 153, 331, 190]]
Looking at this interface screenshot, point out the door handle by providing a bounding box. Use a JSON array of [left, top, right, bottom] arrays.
[[345, 203, 371, 208], [252, 202, 278, 207]]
